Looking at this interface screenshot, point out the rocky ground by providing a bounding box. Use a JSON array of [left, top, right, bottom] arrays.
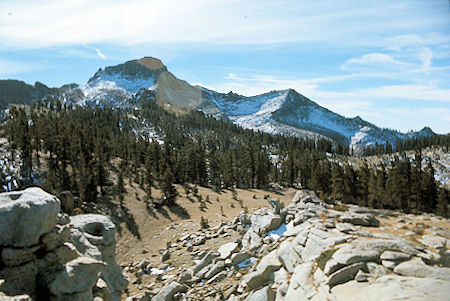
[[112, 183, 297, 298], [0, 137, 448, 300], [123, 190, 450, 301], [0, 185, 448, 301]]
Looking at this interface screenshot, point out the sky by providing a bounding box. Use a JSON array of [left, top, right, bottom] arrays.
[[0, 0, 449, 134]]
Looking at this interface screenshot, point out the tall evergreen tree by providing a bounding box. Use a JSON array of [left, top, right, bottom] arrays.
[[144, 157, 153, 200], [343, 164, 357, 204], [330, 163, 345, 201], [161, 165, 178, 205], [356, 163, 369, 206], [116, 167, 125, 206], [437, 188, 448, 217], [421, 160, 437, 212], [367, 170, 378, 208], [409, 152, 422, 212]]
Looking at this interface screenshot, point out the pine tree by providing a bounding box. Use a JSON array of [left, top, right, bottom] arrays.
[[144, 157, 153, 200], [437, 188, 448, 217], [356, 163, 369, 206], [94, 139, 109, 196], [330, 163, 345, 201], [421, 160, 437, 212], [386, 156, 410, 211], [310, 160, 331, 197], [343, 164, 357, 204], [116, 168, 125, 206], [376, 164, 387, 208], [409, 152, 422, 212], [222, 149, 235, 188], [367, 170, 378, 208], [161, 165, 178, 205], [282, 153, 295, 187], [255, 151, 269, 189]]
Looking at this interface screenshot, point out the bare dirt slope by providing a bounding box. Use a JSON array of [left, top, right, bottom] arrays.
[[113, 182, 297, 295]]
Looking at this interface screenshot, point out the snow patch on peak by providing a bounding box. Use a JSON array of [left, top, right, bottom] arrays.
[[212, 90, 289, 116], [88, 72, 157, 94], [75, 71, 158, 106]]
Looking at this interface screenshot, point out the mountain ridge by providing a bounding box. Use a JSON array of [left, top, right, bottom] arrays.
[[0, 57, 436, 152]]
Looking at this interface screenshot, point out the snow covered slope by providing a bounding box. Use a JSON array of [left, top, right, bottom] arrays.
[[65, 57, 165, 107], [202, 88, 434, 152]]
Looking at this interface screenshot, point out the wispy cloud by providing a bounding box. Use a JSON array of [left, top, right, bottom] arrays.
[[205, 71, 450, 103], [58, 45, 106, 60], [0, 0, 448, 49], [83, 45, 106, 60], [342, 53, 413, 69]]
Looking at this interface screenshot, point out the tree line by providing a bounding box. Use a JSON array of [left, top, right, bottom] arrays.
[[362, 134, 449, 156], [2, 101, 341, 202], [2, 100, 448, 217]]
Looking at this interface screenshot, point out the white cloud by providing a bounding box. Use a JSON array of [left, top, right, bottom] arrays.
[[418, 47, 432, 69], [353, 84, 450, 103], [58, 45, 106, 60], [387, 107, 450, 121], [0, 0, 448, 49], [204, 70, 450, 103], [83, 45, 106, 60], [342, 53, 412, 69], [204, 73, 319, 97], [386, 33, 450, 49]]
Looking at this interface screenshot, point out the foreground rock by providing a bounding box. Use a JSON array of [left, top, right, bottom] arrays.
[[331, 275, 450, 300], [160, 189, 450, 301], [152, 282, 187, 301], [0, 187, 60, 247], [0, 187, 128, 300]]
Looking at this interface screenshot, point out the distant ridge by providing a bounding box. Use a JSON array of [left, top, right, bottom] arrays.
[[0, 57, 436, 152]]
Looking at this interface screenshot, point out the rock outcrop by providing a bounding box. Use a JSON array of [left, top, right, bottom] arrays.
[[147, 190, 449, 300], [0, 187, 128, 300]]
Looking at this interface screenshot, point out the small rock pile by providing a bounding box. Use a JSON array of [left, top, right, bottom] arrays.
[[0, 187, 129, 300], [145, 189, 449, 301]]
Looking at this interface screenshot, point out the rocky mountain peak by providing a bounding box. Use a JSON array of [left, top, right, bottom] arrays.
[[87, 57, 168, 86], [419, 126, 435, 135], [136, 56, 167, 71]]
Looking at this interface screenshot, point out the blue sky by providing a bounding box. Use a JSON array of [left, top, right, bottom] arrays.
[[0, 0, 449, 133]]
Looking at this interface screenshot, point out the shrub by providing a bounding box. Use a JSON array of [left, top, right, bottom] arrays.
[[200, 216, 209, 228]]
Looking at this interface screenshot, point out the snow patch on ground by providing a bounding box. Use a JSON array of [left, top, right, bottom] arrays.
[[237, 257, 256, 269], [268, 223, 288, 240], [150, 266, 174, 275]]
